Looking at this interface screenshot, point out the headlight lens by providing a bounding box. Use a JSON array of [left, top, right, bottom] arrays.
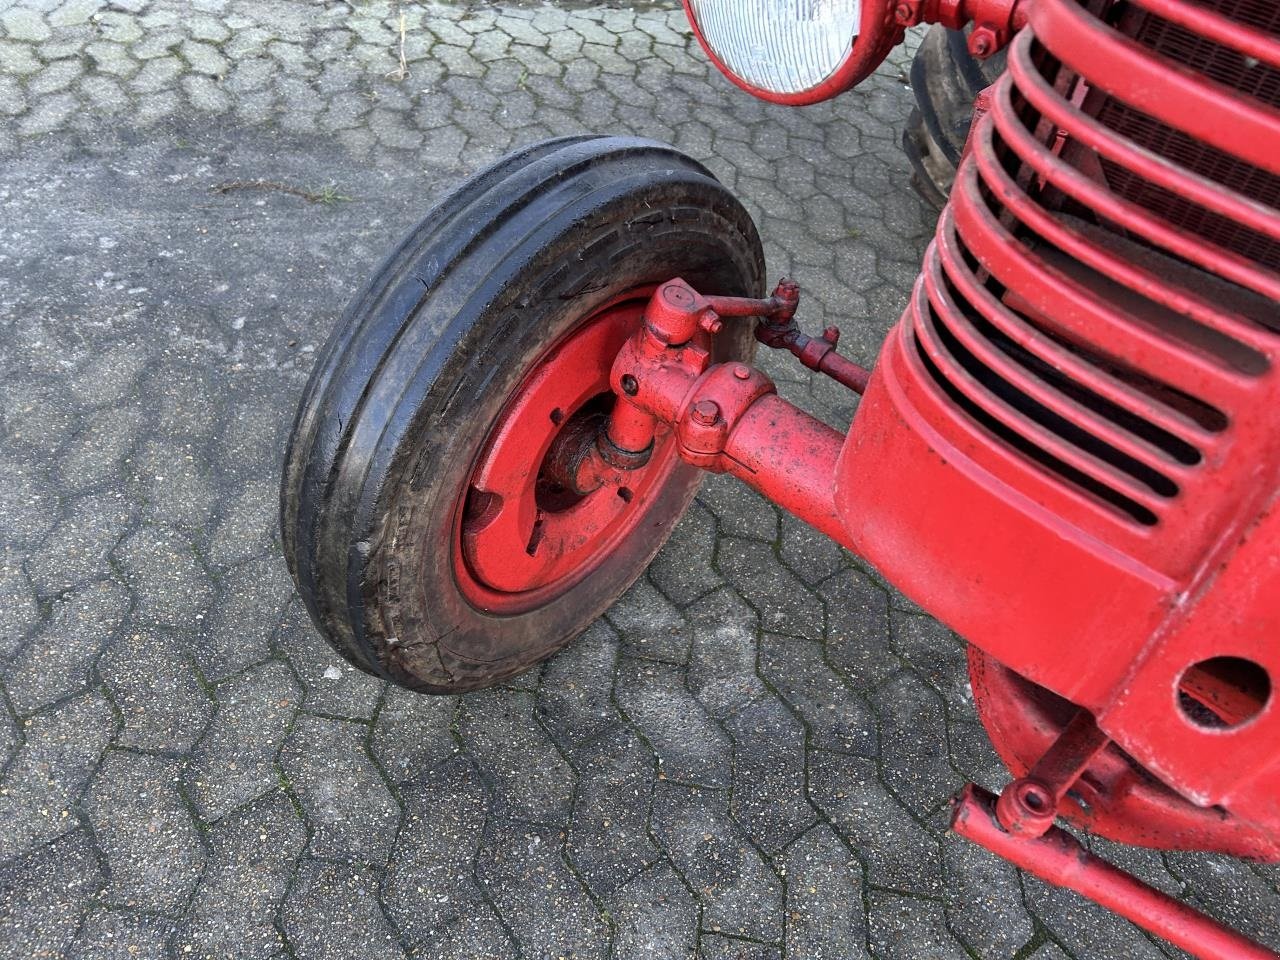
[[687, 0, 862, 98]]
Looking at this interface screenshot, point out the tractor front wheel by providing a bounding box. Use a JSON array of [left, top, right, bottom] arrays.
[[281, 136, 765, 693]]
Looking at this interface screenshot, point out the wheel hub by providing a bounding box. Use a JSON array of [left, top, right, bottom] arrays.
[[455, 294, 676, 610]]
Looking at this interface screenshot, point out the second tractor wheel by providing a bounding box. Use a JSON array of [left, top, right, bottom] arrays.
[[281, 136, 765, 694], [903, 25, 1008, 207]]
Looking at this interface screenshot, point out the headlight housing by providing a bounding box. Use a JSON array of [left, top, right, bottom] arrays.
[[685, 0, 899, 105]]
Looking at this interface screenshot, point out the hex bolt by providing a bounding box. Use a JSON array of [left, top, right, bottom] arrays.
[[690, 400, 720, 426], [699, 314, 724, 336]]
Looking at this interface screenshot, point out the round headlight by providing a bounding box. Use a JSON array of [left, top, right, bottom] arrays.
[[686, 0, 864, 103]]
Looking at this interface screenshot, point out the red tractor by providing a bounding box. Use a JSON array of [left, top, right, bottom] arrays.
[[280, 1, 1280, 956]]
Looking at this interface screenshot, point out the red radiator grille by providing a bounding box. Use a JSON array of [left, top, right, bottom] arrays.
[[907, 0, 1278, 554]]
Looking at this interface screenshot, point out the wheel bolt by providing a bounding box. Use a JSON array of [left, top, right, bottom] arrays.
[[691, 400, 720, 426]]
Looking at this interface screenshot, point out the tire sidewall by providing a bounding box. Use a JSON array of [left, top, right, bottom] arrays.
[[361, 184, 762, 692]]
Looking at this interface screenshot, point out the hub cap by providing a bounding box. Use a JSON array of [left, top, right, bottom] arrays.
[[454, 292, 678, 612]]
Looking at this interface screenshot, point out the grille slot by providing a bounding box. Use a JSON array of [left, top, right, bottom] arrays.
[[915, 202, 1197, 526], [944, 264, 1204, 465], [1129, 4, 1280, 107], [1096, 0, 1280, 273], [913, 335, 1162, 525], [1024, 220, 1271, 374], [1198, 0, 1280, 34], [1098, 150, 1280, 275], [928, 270, 1184, 497], [1097, 101, 1280, 204]]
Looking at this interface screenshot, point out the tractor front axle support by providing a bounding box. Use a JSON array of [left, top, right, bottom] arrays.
[[601, 278, 857, 547], [953, 708, 1276, 958]]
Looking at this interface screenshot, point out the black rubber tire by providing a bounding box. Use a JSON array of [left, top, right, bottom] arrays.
[[903, 25, 1008, 208], [281, 136, 765, 694]]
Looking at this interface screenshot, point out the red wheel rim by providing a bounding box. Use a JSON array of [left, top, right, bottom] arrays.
[[452, 288, 682, 614]]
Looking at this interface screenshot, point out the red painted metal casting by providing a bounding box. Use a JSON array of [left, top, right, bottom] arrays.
[[837, 0, 1280, 855], [893, 0, 1031, 56], [604, 278, 860, 548]]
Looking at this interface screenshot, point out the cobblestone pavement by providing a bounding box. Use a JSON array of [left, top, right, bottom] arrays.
[[2, 1, 1278, 958]]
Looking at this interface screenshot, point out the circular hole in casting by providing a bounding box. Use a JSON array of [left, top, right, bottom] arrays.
[[1177, 657, 1271, 730]]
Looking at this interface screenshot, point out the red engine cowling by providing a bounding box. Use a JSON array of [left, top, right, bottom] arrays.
[[837, 0, 1280, 858]]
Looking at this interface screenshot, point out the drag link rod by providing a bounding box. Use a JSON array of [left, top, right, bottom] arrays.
[[954, 786, 1280, 960], [751, 279, 872, 394], [634, 277, 873, 395], [766, 324, 872, 394], [700, 287, 798, 320]]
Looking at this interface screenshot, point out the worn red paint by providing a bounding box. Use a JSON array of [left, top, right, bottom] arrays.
[[839, 0, 1280, 840], [469, 0, 1279, 953], [829, 3, 1280, 950], [679, 0, 1280, 954]]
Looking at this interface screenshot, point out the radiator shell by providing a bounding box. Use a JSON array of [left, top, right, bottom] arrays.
[[836, 0, 1280, 847]]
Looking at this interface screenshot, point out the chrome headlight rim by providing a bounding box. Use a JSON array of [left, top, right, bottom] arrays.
[[682, 0, 899, 107]]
